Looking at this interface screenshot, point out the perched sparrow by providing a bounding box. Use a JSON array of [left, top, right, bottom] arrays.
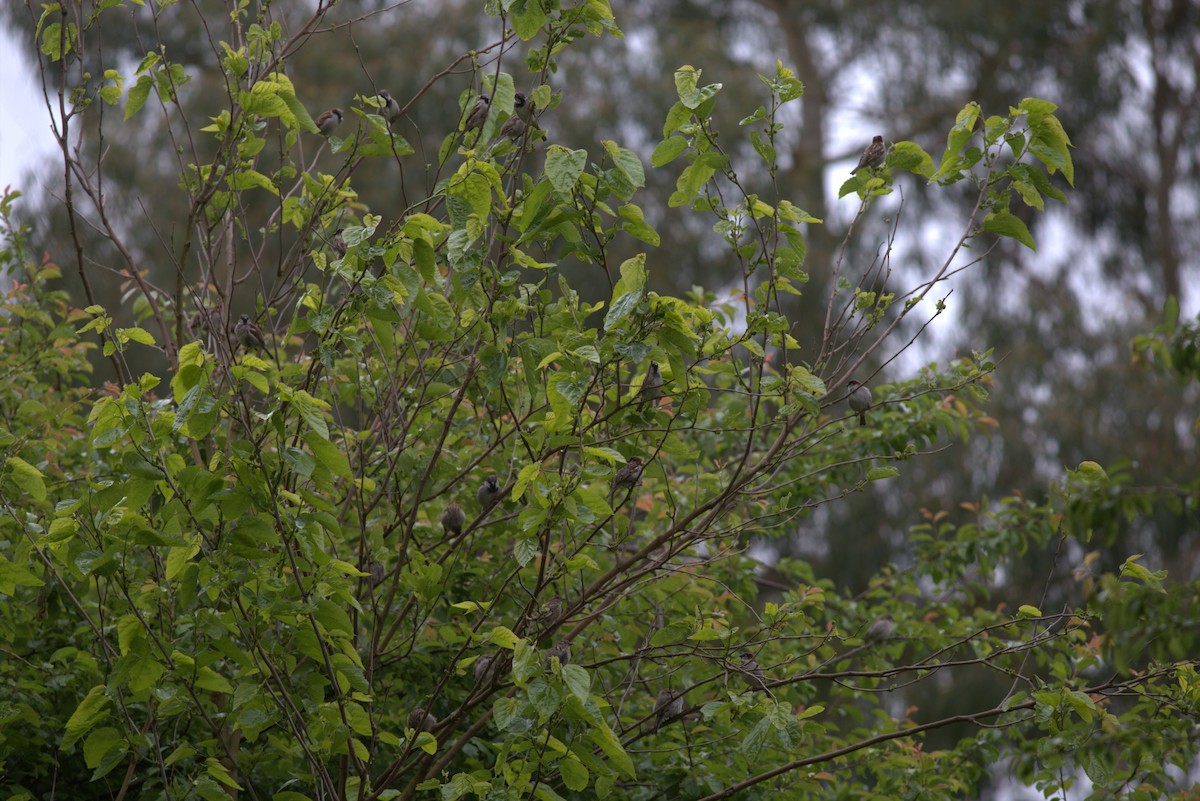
[[653, 689, 684, 732], [406, 707, 437, 733], [473, 652, 498, 687], [499, 92, 531, 140], [865, 614, 896, 642], [235, 314, 267, 352], [477, 475, 501, 508], [609, 456, 645, 500], [377, 90, 401, 123], [464, 94, 491, 132], [331, 228, 347, 258], [440, 503, 466, 537], [847, 380, 872, 426], [535, 595, 563, 628], [735, 651, 768, 690], [189, 305, 217, 334], [366, 561, 386, 589], [499, 113, 527, 141], [638, 362, 664, 409], [851, 135, 887, 173], [545, 639, 571, 667], [315, 107, 343, 136]]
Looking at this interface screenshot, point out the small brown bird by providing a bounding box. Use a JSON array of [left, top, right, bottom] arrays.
[[188, 305, 216, 334], [407, 707, 437, 732], [477, 475, 501, 508], [610, 456, 645, 501], [653, 689, 684, 732], [499, 92, 530, 140], [315, 107, 343, 136], [473, 652, 499, 687], [851, 135, 886, 173], [235, 314, 267, 352], [464, 94, 491, 131], [865, 614, 896, 642], [847, 380, 872, 426], [545, 639, 571, 667], [331, 228, 347, 258], [440, 503, 466, 537], [366, 561, 386, 589], [377, 90, 401, 123], [535, 595, 563, 629], [736, 651, 768, 690], [499, 114, 526, 141], [638, 362, 664, 409]]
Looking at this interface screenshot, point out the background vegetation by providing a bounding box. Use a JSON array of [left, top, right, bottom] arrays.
[[1, 1, 1198, 799]]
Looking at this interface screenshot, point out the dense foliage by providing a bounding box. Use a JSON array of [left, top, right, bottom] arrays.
[[1, 2, 1198, 800]]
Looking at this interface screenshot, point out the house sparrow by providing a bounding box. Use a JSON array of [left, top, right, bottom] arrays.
[[609, 456, 645, 501], [499, 92, 531, 140], [473, 652, 499, 687], [847, 380, 872, 426], [477, 475, 501, 508], [235, 314, 267, 352], [188, 305, 217, 334], [406, 707, 437, 732], [500, 113, 526, 141], [638, 362, 664, 409], [534, 595, 563, 628], [464, 94, 490, 132], [851, 135, 886, 173], [865, 614, 896, 642], [735, 651, 768, 690], [331, 228, 347, 258], [653, 689, 684, 732], [440, 503, 466, 537], [315, 107, 343, 136], [377, 90, 401, 123], [545, 639, 571, 667]]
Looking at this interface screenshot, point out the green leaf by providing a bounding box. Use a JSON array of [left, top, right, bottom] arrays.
[[544, 146, 588, 195], [206, 757, 244, 790], [561, 664, 590, 702], [274, 786, 316, 801], [614, 203, 662, 244], [649, 621, 692, 647], [512, 0, 547, 39], [668, 151, 726, 207], [933, 101, 981, 180], [5, 456, 46, 501], [585, 721, 636, 779], [196, 667, 234, 694], [982, 212, 1036, 251], [866, 466, 900, 481], [559, 758, 589, 792], [604, 254, 647, 330], [83, 727, 127, 778], [583, 446, 627, 465], [488, 626, 522, 650], [304, 431, 352, 479], [1119, 555, 1167, 593], [314, 599, 354, 637], [651, 136, 689, 167], [62, 686, 111, 749], [887, 141, 934, 178]]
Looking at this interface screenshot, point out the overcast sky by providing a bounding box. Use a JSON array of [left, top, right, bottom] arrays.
[[0, 25, 56, 197]]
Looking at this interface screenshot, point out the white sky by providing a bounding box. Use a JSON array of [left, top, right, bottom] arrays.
[[0, 25, 56, 196]]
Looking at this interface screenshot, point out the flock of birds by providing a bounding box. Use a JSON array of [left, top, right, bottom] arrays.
[[311, 88, 536, 145]]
